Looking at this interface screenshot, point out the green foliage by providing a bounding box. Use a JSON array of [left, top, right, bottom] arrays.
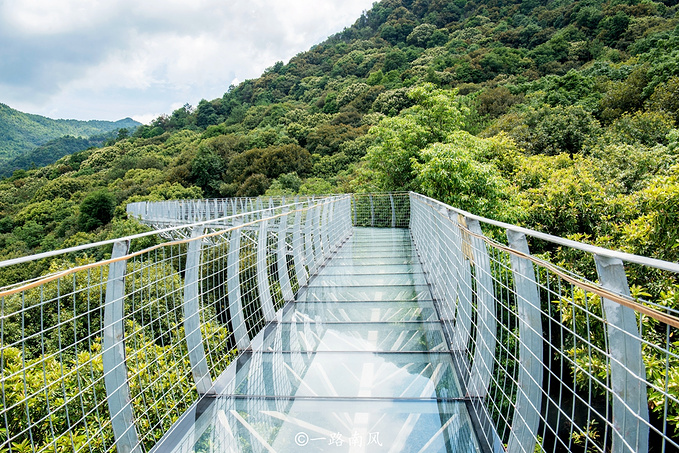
[[414, 133, 518, 220], [620, 165, 679, 263], [0, 103, 140, 170], [78, 190, 115, 231], [2, 0, 679, 447], [493, 105, 601, 156], [190, 147, 224, 197], [647, 75, 679, 125]]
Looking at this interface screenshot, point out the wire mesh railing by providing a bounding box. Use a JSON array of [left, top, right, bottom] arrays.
[[0, 195, 351, 453], [350, 192, 410, 228], [126, 196, 319, 231], [3, 192, 679, 453], [128, 193, 411, 231], [409, 192, 679, 453]]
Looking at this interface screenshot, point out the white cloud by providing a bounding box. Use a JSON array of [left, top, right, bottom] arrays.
[[0, 0, 374, 120]]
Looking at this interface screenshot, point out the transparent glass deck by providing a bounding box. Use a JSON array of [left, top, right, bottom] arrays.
[[167, 228, 482, 452]]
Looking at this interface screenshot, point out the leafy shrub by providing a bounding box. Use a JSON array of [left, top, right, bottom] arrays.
[[78, 190, 115, 231]]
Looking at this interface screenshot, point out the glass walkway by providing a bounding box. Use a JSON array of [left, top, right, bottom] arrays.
[[6, 193, 676, 453], [166, 227, 481, 452]]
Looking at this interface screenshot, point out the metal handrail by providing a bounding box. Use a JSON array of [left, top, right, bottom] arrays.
[[0, 195, 352, 453], [414, 193, 679, 273], [1, 192, 677, 453], [409, 192, 678, 453]]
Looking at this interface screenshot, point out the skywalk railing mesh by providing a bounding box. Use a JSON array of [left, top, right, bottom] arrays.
[[1, 192, 677, 453], [410, 192, 679, 453], [0, 195, 351, 453]]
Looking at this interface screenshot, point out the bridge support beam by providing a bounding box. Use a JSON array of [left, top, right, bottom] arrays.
[[227, 221, 250, 350], [183, 227, 216, 394], [277, 209, 294, 302], [466, 219, 497, 398], [257, 217, 275, 322], [594, 255, 649, 453], [506, 230, 543, 453], [103, 240, 142, 453]]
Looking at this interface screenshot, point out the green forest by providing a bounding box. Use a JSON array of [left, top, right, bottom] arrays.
[[0, 103, 139, 175], [1, 0, 677, 273], [2, 0, 679, 450]]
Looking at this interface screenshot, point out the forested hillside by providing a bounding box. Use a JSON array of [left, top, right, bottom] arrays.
[[1, 0, 677, 281], [2, 0, 679, 448], [0, 103, 139, 172]]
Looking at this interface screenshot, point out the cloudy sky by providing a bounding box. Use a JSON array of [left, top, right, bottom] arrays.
[[0, 0, 375, 123]]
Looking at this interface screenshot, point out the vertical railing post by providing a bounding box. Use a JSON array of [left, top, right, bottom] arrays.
[[277, 209, 294, 302], [506, 230, 543, 453], [594, 255, 649, 453], [292, 207, 308, 289], [227, 220, 250, 349], [426, 203, 443, 299], [313, 204, 323, 266], [369, 194, 375, 227], [435, 206, 458, 336], [183, 227, 215, 395], [466, 219, 497, 398], [448, 212, 473, 353], [321, 202, 331, 257], [304, 205, 316, 275], [390, 193, 396, 228], [103, 240, 142, 453], [257, 216, 275, 322]]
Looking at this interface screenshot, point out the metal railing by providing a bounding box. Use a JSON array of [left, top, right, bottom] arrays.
[[126, 196, 316, 231], [127, 193, 411, 231], [1, 192, 678, 453], [409, 192, 679, 453], [0, 195, 351, 453]]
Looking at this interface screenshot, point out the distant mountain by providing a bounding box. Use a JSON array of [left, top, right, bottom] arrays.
[[0, 102, 140, 173], [0, 134, 117, 178]]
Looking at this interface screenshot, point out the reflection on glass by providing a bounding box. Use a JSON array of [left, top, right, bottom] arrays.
[[283, 301, 438, 322], [299, 285, 433, 301], [318, 263, 424, 275], [162, 228, 482, 453], [232, 352, 461, 398], [257, 322, 447, 352], [182, 398, 481, 453], [309, 273, 428, 287]]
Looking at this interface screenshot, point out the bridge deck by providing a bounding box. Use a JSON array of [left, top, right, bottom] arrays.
[[165, 228, 481, 452]]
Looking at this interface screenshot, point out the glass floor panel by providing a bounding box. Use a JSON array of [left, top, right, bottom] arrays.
[[177, 398, 481, 453], [325, 256, 420, 265], [337, 242, 414, 251], [309, 273, 429, 287], [282, 301, 438, 322], [351, 228, 411, 238], [299, 285, 433, 301], [317, 263, 424, 275], [256, 322, 447, 352], [333, 250, 420, 259], [161, 227, 482, 452], [230, 352, 461, 398]]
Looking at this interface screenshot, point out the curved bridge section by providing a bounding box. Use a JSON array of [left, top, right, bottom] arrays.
[[0, 193, 677, 453]]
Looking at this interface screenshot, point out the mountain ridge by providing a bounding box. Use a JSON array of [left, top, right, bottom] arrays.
[[0, 102, 140, 172]]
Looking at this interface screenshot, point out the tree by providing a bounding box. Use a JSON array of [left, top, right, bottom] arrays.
[[647, 76, 679, 125], [190, 147, 224, 197], [406, 23, 437, 47], [364, 84, 468, 190], [78, 190, 115, 231], [413, 132, 519, 221]]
